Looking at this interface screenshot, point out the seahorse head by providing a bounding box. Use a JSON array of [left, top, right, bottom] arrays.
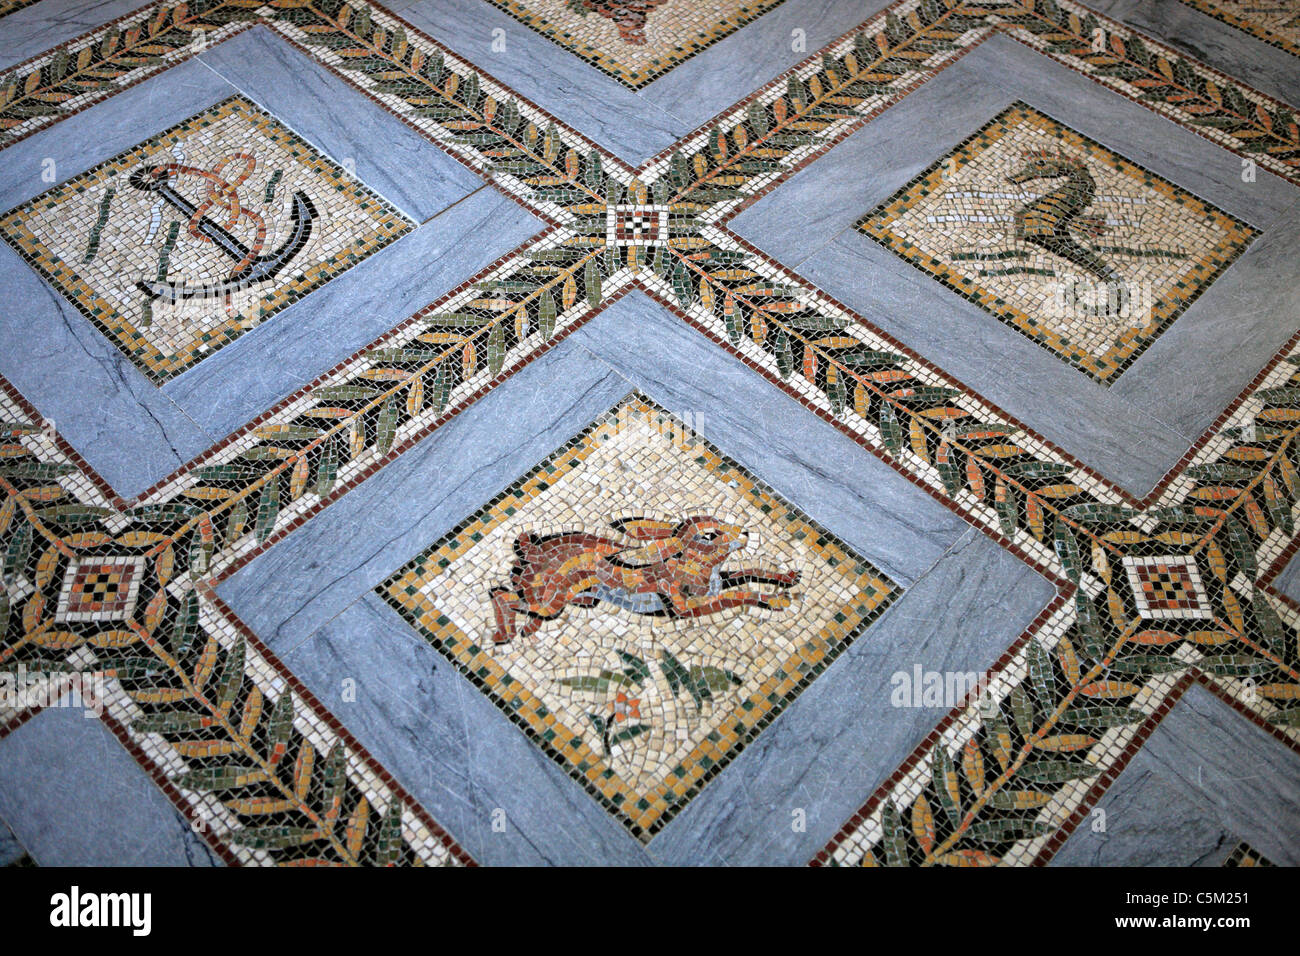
[[1007, 146, 1086, 185]]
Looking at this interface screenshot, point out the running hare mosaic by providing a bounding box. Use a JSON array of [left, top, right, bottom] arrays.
[[479, 0, 788, 87], [0, 96, 412, 384], [856, 102, 1259, 384], [379, 394, 899, 840]]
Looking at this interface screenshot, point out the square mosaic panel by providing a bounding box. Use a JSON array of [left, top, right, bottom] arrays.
[[0, 96, 412, 384], [378, 393, 899, 839], [0, 0, 40, 18], [481, 0, 787, 88], [1180, 0, 1300, 57], [856, 102, 1259, 384], [1223, 842, 1276, 866]]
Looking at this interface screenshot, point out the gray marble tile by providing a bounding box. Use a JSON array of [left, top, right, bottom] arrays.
[[1271, 549, 1300, 604], [0, 707, 223, 866], [217, 332, 632, 651], [219, 291, 973, 650], [393, 0, 888, 167], [197, 25, 485, 223], [394, 0, 685, 166], [281, 596, 655, 865], [164, 188, 542, 449], [648, 528, 1054, 864], [1053, 683, 1300, 866], [0, 0, 148, 72], [733, 33, 1300, 496], [1049, 758, 1237, 866], [0, 814, 26, 866], [1112, 197, 1300, 443], [1130, 683, 1300, 865], [0, 57, 233, 215], [1086, 0, 1300, 108], [0, 241, 215, 499], [640, 0, 894, 135]]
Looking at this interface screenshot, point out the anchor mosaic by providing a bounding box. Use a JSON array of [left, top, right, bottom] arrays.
[[0, 96, 411, 383]]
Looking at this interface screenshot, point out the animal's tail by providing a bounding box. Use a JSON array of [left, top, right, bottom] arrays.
[[1042, 233, 1130, 318]]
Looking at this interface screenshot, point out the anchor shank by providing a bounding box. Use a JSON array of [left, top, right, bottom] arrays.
[[153, 181, 252, 267]]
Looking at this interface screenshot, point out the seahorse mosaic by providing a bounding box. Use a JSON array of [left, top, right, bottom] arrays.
[[857, 103, 1259, 384]]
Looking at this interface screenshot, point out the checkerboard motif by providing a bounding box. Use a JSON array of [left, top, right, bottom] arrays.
[[55, 556, 146, 623], [606, 205, 670, 246], [1122, 555, 1214, 621]]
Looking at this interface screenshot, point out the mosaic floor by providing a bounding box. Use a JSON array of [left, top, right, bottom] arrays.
[[0, 0, 1298, 867]]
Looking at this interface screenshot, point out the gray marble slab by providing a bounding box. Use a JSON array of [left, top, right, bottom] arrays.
[[649, 526, 1054, 864], [217, 334, 631, 650], [1086, 0, 1300, 108], [219, 291, 973, 650], [162, 188, 542, 443], [733, 33, 1300, 496], [392, 0, 889, 167], [1053, 683, 1300, 866], [1271, 549, 1300, 604], [0, 241, 215, 499], [282, 595, 655, 865], [1113, 195, 1300, 444], [197, 25, 485, 223], [0, 813, 26, 865], [392, 0, 685, 166], [1130, 683, 1300, 865], [0, 0, 150, 72], [1049, 756, 1238, 866], [640, 0, 895, 137], [0, 706, 223, 866]]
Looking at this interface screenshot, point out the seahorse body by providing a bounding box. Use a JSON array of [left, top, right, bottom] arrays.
[[1008, 149, 1129, 317]]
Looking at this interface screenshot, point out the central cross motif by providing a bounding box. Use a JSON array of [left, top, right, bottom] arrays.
[[605, 203, 670, 247]]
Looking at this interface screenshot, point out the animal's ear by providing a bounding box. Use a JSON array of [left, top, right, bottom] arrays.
[[610, 517, 677, 540]]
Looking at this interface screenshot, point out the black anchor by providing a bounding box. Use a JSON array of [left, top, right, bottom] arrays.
[[129, 165, 318, 302]]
